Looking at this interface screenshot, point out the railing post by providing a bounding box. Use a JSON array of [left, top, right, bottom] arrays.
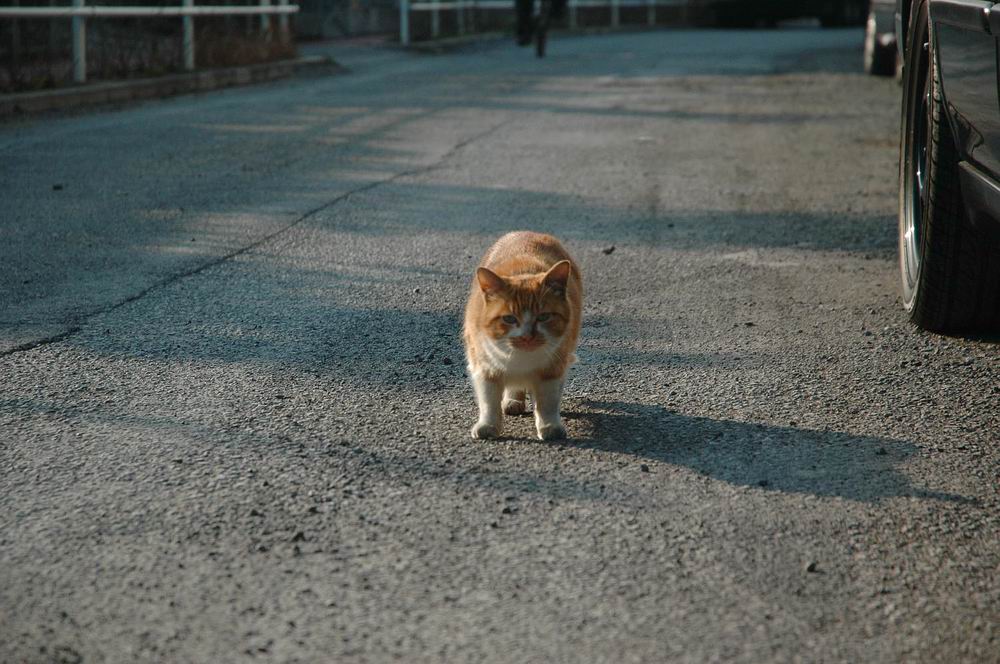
[[49, 0, 60, 59], [610, 0, 619, 28], [646, 0, 654, 26], [11, 0, 20, 71], [568, 0, 576, 29], [278, 0, 290, 42], [400, 0, 410, 45], [182, 0, 195, 70], [71, 0, 86, 83], [260, 0, 271, 39], [431, 0, 439, 38], [456, 0, 465, 35]]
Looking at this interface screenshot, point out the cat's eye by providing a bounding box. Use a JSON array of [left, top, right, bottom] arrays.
[[537, 313, 552, 322], [502, 315, 519, 325]]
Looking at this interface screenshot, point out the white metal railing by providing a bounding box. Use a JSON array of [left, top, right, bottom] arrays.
[[399, 0, 687, 44], [0, 0, 300, 83]]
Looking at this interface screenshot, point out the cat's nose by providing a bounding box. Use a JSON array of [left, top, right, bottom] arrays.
[[511, 334, 541, 348]]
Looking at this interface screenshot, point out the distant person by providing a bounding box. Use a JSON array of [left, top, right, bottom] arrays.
[[516, 0, 568, 45]]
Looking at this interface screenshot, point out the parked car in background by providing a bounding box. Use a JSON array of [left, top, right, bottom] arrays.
[[864, 0, 897, 75], [695, 0, 867, 27], [896, 0, 1000, 331]]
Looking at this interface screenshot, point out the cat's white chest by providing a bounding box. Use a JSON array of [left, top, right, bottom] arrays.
[[476, 333, 552, 380]]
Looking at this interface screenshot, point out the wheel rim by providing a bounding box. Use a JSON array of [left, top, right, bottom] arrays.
[[902, 20, 930, 291]]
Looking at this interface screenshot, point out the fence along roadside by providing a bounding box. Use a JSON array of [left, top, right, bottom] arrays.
[[0, 0, 299, 83]]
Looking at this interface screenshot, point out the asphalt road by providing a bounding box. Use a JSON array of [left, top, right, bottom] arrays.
[[2, 28, 998, 663]]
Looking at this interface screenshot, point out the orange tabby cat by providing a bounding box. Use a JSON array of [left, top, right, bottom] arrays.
[[463, 231, 582, 440]]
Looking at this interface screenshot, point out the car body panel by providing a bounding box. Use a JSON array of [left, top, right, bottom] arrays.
[[933, 22, 1000, 177], [959, 161, 1000, 234], [930, 0, 991, 31], [898, 0, 1000, 226]]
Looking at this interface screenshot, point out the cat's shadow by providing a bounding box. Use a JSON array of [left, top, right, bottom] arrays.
[[507, 398, 971, 505]]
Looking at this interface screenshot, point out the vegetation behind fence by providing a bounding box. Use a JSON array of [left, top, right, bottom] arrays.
[[0, 1, 297, 93]]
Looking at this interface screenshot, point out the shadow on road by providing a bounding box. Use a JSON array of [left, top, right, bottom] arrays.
[[553, 399, 972, 504], [0, 25, 891, 355], [297, 181, 897, 255]]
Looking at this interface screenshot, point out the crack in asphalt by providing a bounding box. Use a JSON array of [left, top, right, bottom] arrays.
[[0, 117, 511, 359]]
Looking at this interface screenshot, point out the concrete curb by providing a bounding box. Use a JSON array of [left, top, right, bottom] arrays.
[[0, 55, 339, 119]]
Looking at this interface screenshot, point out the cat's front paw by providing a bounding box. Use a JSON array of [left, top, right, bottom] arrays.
[[536, 422, 566, 441], [502, 398, 527, 416], [471, 421, 502, 440]]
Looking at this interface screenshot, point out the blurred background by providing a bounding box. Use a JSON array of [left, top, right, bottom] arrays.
[[0, 0, 894, 93]]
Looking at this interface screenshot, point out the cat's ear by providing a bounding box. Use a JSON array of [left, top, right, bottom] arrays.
[[543, 260, 572, 294], [476, 267, 507, 297]]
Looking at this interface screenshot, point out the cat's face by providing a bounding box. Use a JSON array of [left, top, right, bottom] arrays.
[[475, 261, 572, 352]]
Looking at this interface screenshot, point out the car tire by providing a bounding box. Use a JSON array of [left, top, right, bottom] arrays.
[[898, 0, 1000, 331], [863, 8, 896, 76]]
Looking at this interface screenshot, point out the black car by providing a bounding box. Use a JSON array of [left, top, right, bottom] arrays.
[[896, 0, 1000, 331], [864, 0, 897, 75], [695, 0, 867, 27]]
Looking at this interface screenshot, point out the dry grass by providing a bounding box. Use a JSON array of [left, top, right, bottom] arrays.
[[0, 17, 298, 93]]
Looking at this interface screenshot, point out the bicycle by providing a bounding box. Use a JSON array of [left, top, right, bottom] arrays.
[[533, 0, 552, 58]]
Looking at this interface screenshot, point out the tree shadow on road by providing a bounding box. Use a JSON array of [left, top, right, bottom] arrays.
[[554, 398, 973, 504]]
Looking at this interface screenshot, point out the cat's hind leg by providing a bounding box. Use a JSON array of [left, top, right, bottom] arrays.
[[502, 388, 527, 416]]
